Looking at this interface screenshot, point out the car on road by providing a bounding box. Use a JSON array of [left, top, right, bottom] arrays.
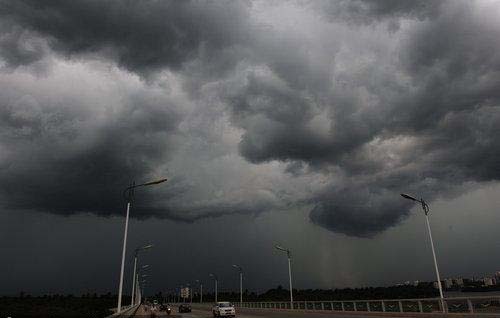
[[178, 303, 192, 313], [212, 301, 236, 317]]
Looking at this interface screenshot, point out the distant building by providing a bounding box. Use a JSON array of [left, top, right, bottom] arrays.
[[453, 278, 464, 287], [483, 277, 494, 286], [495, 272, 500, 285], [413, 280, 420, 287], [444, 278, 454, 289]]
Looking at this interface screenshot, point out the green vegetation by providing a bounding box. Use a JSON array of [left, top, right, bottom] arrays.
[[193, 283, 439, 303], [256, 283, 439, 301], [0, 293, 130, 318]]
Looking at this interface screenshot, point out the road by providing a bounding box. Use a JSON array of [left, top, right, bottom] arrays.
[[132, 305, 415, 318], [182, 308, 406, 318]]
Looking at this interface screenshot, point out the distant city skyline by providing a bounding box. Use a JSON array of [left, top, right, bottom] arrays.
[[397, 270, 500, 290]]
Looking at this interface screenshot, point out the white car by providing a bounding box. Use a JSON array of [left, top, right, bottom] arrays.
[[212, 301, 236, 317]]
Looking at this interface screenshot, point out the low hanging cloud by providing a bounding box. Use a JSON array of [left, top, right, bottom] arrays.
[[0, 0, 252, 74], [0, 62, 184, 214], [0, 0, 500, 237]]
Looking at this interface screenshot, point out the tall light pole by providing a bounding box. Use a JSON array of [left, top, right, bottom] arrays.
[[209, 273, 218, 303], [133, 264, 149, 305], [187, 283, 192, 304], [232, 265, 243, 306], [137, 264, 150, 302], [275, 245, 293, 309], [196, 280, 203, 303], [136, 274, 141, 304], [401, 193, 445, 311], [116, 178, 167, 313], [141, 279, 147, 300], [131, 245, 153, 305]]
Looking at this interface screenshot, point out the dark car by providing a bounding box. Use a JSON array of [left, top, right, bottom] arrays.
[[178, 304, 192, 313]]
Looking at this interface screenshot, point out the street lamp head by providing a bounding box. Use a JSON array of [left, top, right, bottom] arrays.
[[135, 244, 153, 255], [400, 193, 418, 201], [232, 264, 242, 272], [209, 273, 218, 280], [421, 200, 430, 215], [141, 178, 168, 187], [124, 178, 167, 202], [275, 244, 291, 258], [401, 193, 430, 215], [275, 245, 288, 252]]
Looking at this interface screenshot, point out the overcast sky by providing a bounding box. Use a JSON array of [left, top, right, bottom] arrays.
[[0, 0, 500, 296]]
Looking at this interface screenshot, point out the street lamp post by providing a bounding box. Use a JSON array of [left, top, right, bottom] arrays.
[[190, 285, 193, 304], [131, 253, 137, 306], [136, 274, 141, 304], [400, 193, 445, 312], [275, 245, 293, 309], [187, 283, 192, 304], [133, 264, 149, 305], [116, 178, 167, 313], [209, 273, 218, 303], [139, 265, 149, 284], [131, 245, 153, 305], [141, 279, 147, 300], [196, 280, 203, 303], [232, 265, 243, 306]]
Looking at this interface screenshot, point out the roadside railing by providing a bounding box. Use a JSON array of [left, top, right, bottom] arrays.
[[105, 303, 140, 317], [235, 296, 500, 315]]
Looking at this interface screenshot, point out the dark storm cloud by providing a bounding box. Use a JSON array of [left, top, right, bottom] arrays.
[[331, 5, 500, 234], [0, 79, 182, 215], [0, 0, 273, 221], [310, 188, 413, 238], [0, 0, 251, 75], [221, 0, 500, 236], [311, 0, 443, 25], [0, 0, 499, 238], [225, 71, 333, 163], [0, 23, 47, 68]]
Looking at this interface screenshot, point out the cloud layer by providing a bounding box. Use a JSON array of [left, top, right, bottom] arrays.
[[1, 0, 500, 237]]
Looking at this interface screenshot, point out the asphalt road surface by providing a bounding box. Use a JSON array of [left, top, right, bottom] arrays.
[[181, 308, 401, 318], [132, 306, 412, 318]]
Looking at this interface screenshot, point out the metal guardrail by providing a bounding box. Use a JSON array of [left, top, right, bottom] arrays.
[[105, 303, 140, 318], [235, 296, 500, 315]]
